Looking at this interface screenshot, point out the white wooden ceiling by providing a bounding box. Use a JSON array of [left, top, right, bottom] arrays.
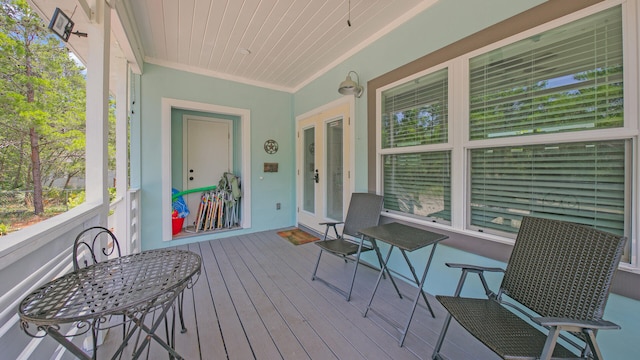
[[29, 0, 438, 92], [131, 0, 438, 91]]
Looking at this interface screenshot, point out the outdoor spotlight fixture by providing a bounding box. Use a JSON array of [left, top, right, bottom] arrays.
[[48, 7, 87, 42], [338, 71, 363, 98]]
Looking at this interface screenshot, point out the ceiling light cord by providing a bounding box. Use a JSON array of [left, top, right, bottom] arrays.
[[347, 0, 351, 27]]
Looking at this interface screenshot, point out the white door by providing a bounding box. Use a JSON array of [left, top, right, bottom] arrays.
[[183, 116, 232, 228], [297, 102, 351, 234]]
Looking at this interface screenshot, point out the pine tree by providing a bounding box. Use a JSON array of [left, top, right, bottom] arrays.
[[0, 0, 86, 214]]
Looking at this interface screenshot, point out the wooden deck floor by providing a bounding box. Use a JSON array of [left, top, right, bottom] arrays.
[[95, 229, 498, 360]]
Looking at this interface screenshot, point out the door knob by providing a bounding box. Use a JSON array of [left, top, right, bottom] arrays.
[[313, 169, 319, 183], [189, 177, 194, 181]]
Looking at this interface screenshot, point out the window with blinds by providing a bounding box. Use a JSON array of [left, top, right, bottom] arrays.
[[469, 6, 623, 140], [381, 68, 448, 148], [375, 3, 632, 262], [470, 140, 627, 236], [379, 68, 450, 223], [383, 152, 451, 221], [468, 5, 627, 240]]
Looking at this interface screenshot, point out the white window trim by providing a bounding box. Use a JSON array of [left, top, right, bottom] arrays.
[[160, 98, 252, 241], [375, 0, 639, 270]]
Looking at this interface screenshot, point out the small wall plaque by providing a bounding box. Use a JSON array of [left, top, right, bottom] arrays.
[[264, 139, 278, 154], [264, 162, 278, 172]]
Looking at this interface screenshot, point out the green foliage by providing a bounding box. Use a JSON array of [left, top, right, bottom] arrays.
[[108, 187, 117, 201], [1, 0, 88, 192], [67, 190, 85, 209], [0, 222, 8, 235], [1, 0, 117, 222], [67, 188, 117, 210]]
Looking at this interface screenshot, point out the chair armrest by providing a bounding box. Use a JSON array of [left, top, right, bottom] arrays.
[[446, 263, 505, 274], [446, 263, 504, 298], [533, 317, 621, 331], [319, 221, 344, 226], [318, 221, 345, 241]]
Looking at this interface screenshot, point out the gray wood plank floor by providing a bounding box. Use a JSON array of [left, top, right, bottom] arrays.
[[95, 229, 498, 360]]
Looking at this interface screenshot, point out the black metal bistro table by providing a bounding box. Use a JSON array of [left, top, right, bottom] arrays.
[[359, 222, 448, 346], [18, 249, 201, 359]]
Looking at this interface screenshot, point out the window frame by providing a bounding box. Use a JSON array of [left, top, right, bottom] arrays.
[[376, 62, 455, 225], [374, 0, 638, 268]]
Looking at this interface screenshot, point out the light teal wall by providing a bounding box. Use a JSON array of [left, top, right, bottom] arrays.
[[135, 0, 639, 357], [294, 0, 548, 191], [293, 0, 638, 358], [139, 63, 295, 250], [129, 72, 141, 189]]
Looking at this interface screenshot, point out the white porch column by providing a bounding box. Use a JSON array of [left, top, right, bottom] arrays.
[[114, 56, 129, 253], [85, 0, 111, 213]]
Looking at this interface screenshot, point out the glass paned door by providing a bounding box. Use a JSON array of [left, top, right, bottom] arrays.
[[326, 118, 343, 220], [303, 127, 315, 213], [297, 102, 351, 234]]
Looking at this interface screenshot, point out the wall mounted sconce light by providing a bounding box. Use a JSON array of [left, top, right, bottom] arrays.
[[48, 7, 87, 42], [338, 71, 364, 98]]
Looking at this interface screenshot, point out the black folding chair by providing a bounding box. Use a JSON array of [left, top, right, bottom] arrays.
[[311, 192, 401, 301], [432, 216, 626, 360]]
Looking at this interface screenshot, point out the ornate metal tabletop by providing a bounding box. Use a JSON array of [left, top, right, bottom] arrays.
[[18, 249, 201, 358]]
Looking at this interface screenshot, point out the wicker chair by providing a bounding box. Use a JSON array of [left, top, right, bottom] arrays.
[[311, 192, 401, 301], [432, 216, 626, 360]]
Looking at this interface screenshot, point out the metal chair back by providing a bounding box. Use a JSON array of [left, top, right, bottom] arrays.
[[311, 192, 389, 301], [73, 226, 122, 270], [342, 192, 385, 239]]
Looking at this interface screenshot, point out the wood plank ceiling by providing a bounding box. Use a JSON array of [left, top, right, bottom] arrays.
[[129, 0, 435, 91]]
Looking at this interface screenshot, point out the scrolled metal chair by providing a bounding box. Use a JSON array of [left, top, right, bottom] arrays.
[[73, 226, 126, 353], [73, 226, 192, 356], [432, 216, 626, 360], [73, 226, 122, 270], [74, 226, 189, 329]]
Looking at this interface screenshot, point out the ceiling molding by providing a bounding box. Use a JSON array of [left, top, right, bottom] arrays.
[[145, 56, 294, 93]]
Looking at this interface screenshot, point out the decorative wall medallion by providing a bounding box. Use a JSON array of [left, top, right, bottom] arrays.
[[264, 139, 278, 154]]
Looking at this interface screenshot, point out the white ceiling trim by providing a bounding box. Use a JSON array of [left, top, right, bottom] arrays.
[[145, 56, 294, 93]]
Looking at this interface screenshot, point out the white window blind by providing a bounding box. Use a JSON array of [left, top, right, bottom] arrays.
[[381, 68, 448, 148], [383, 151, 451, 222], [469, 6, 623, 140], [467, 5, 627, 244], [470, 140, 627, 236]]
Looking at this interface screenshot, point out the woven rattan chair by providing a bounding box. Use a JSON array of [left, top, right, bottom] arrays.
[[311, 192, 401, 301], [432, 216, 626, 360]]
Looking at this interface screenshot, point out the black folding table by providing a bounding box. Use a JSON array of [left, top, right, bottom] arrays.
[[359, 222, 448, 346]]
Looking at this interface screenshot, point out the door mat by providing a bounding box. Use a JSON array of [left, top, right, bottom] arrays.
[[277, 228, 319, 245]]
